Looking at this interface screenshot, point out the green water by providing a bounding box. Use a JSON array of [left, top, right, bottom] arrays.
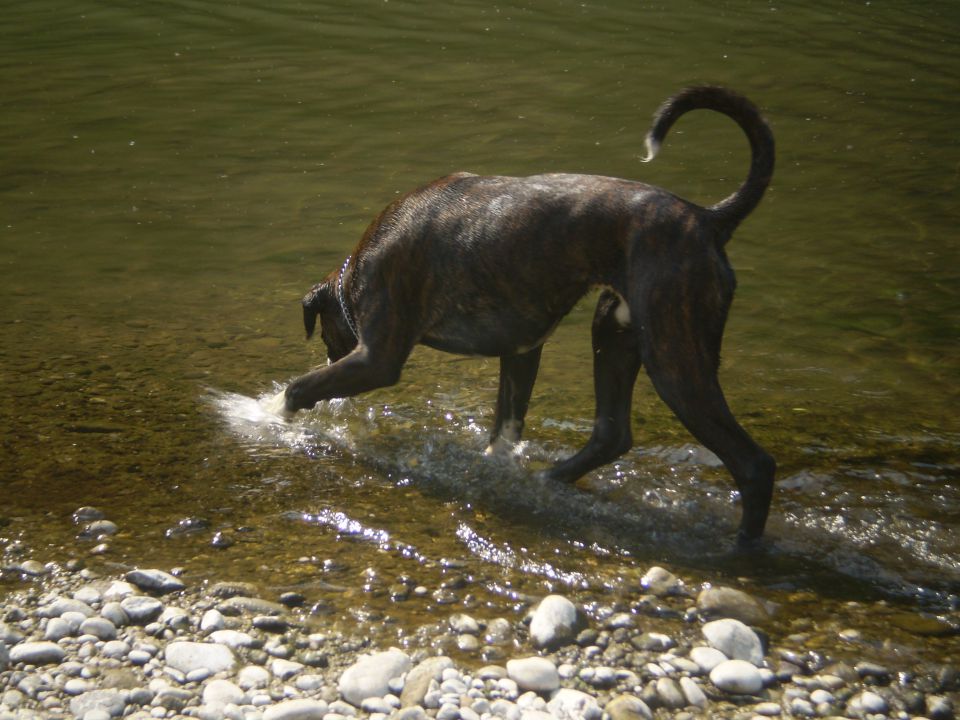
[[2, 1, 959, 661]]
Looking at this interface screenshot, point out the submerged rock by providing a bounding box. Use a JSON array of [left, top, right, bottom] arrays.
[[696, 586, 770, 625]]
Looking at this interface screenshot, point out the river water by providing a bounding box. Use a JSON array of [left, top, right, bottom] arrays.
[[2, 1, 958, 663]]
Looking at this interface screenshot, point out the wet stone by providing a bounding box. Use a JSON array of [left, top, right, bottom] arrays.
[[125, 568, 185, 594]]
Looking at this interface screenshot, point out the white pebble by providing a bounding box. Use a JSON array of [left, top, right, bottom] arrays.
[[709, 659, 763, 695]]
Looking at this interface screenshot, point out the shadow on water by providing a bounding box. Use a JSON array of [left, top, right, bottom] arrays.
[[209, 385, 960, 613]]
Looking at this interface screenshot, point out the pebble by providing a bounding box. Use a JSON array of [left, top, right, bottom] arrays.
[[338, 648, 412, 706], [262, 698, 329, 720], [529, 595, 582, 649], [639, 566, 682, 597], [9, 640, 66, 665], [604, 694, 653, 720], [696, 585, 770, 625], [506, 657, 560, 692], [165, 641, 236, 674], [709, 659, 764, 695], [119, 595, 163, 624], [124, 568, 186, 594], [701, 618, 764, 665]]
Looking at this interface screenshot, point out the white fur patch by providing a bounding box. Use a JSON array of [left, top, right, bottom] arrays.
[[614, 299, 631, 327]]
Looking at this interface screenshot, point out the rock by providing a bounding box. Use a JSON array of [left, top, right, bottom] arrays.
[[0, 641, 8, 672], [696, 586, 769, 625], [655, 678, 686, 709], [546, 688, 602, 720], [119, 596, 163, 624], [165, 641, 235, 674], [217, 595, 287, 616], [209, 629, 256, 648], [200, 609, 226, 632], [529, 595, 584, 649], [100, 602, 128, 627], [604, 694, 653, 720], [44, 617, 75, 641], [239, 665, 272, 690], [38, 597, 95, 618], [10, 641, 66, 665], [506, 657, 560, 693], [702, 619, 764, 665], [338, 648, 412, 706], [68, 689, 127, 718], [272, 658, 304, 680], [79, 616, 118, 640], [928, 695, 955, 720], [689, 646, 726, 673], [484, 618, 513, 645], [203, 679, 245, 706], [679, 677, 707, 709], [640, 566, 682, 596], [709, 659, 764, 695], [124, 568, 185, 594], [631, 632, 674, 652], [449, 613, 480, 634], [847, 690, 888, 717], [401, 656, 455, 707]]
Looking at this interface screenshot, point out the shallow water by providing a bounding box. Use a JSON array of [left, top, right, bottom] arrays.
[[2, 0, 959, 662]]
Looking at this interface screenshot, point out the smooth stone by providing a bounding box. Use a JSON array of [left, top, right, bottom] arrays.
[[702, 619, 764, 665], [506, 657, 560, 693], [263, 698, 329, 720], [209, 629, 256, 648], [689, 646, 727, 673], [679, 677, 708, 709], [119, 596, 163, 624], [39, 597, 95, 618], [238, 665, 272, 690], [217, 595, 286, 616], [401, 656, 455, 708], [102, 581, 137, 602], [272, 658, 304, 679], [10, 641, 66, 665], [547, 688, 602, 720], [640, 566, 682, 596], [80, 617, 117, 640], [529, 595, 583, 650], [338, 648, 412, 706], [100, 640, 131, 659], [847, 690, 888, 716], [656, 678, 686, 709], [753, 701, 782, 716], [398, 706, 429, 720], [709, 659, 764, 695], [604, 694, 653, 720], [44, 617, 75, 641], [449, 613, 480, 634], [697, 586, 769, 625], [484, 618, 513, 645], [64, 678, 90, 695], [200, 609, 226, 632], [165, 641, 235, 675], [203, 679, 245, 706], [125, 569, 185, 594], [69, 689, 127, 718], [99, 602, 128, 627]]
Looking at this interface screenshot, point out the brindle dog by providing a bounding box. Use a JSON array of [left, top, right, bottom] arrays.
[[282, 86, 776, 543]]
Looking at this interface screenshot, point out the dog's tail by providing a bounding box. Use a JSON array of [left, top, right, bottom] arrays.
[[642, 86, 774, 236]]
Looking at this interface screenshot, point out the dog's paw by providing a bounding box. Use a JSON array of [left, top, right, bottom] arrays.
[[261, 388, 296, 421]]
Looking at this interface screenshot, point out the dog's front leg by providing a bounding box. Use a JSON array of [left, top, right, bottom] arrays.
[[284, 345, 405, 413], [485, 346, 543, 456]]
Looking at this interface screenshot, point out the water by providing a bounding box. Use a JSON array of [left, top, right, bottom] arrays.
[[2, 0, 959, 660]]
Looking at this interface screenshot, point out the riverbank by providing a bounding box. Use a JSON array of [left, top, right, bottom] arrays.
[[1, 548, 956, 720]]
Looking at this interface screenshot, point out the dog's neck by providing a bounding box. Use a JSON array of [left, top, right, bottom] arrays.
[[337, 256, 359, 339]]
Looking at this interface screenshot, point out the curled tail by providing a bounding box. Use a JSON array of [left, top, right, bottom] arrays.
[[642, 86, 775, 235]]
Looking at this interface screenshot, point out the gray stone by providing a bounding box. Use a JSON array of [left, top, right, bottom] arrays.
[[506, 657, 560, 693], [124, 568, 185, 594], [217, 595, 287, 616], [119, 596, 163, 624], [209, 629, 256, 648], [546, 688, 602, 720], [10, 641, 66, 665], [655, 678, 686, 709], [449, 613, 480, 634], [709, 659, 763, 695], [39, 597, 95, 618], [928, 695, 954, 720], [263, 698, 329, 720], [604, 694, 653, 720], [165, 641, 236, 675], [99, 602, 128, 627], [401, 656, 455, 708], [702, 619, 764, 665], [484, 618, 513, 645], [238, 665, 272, 690], [529, 595, 584, 650], [202, 679, 245, 707], [80, 616, 117, 640], [0, 641, 8, 672], [696, 586, 769, 625], [847, 690, 888, 717], [639, 566, 682, 597], [679, 677, 707, 709], [68, 689, 127, 718], [338, 648, 412, 706], [44, 617, 75, 641]]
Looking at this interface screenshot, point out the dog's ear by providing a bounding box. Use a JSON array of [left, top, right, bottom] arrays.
[[301, 282, 332, 340]]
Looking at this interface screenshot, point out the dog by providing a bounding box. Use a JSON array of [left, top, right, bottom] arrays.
[[281, 86, 776, 543]]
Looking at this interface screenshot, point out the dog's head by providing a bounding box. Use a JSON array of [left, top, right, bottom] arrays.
[[301, 276, 357, 363]]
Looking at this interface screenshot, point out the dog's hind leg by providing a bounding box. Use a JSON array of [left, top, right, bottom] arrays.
[[640, 304, 775, 544], [486, 346, 543, 456], [541, 290, 642, 483]]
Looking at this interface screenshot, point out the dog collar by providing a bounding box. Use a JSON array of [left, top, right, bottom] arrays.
[[337, 256, 359, 340]]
